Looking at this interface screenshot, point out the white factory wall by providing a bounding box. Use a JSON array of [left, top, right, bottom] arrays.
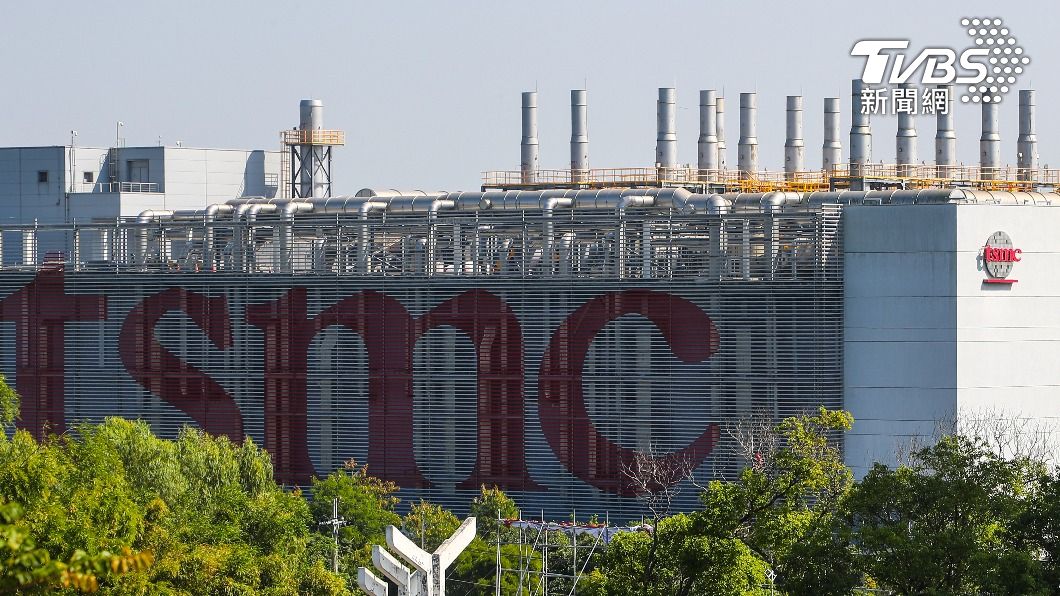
[[162, 147, 279, 210], [954, 206, 1060, 452], [0, 145, 280, 263], [844, 203, 1060, 477], [843, 205, 959, 477], [0, 147, 67, 224]]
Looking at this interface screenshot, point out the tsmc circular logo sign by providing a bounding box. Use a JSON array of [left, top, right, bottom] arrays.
[[983, 231, 1021, 284]]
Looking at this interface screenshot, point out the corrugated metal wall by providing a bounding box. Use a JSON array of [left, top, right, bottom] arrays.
[[0, 207, 842, 518]]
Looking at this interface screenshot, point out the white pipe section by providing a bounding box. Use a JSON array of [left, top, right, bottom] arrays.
[[1018, 89, 1038, 181], [699, 90, 719, 172], [896, 82, 917, 177], [738, 92, 758, 177], [823, 97, 842, 173], [571, 90, 589, 182], [521, 91, 539, 184], [656, 88, 677, 171], [716, 96, 727, 170], [784, 95, 804, 178]]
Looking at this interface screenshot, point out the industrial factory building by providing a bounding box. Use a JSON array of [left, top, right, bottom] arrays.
[[0, 84, 1056, 516]]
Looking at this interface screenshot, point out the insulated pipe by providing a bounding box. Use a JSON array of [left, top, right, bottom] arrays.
[[354, 189, 446, 198], [823, 98, 842, 173], [716, 97, 727, 170], [935, 84, 956, 175], [738, 92, 758, 178], [850, 79, 872, 184], [801, 188, 1055, 206], [784, 95, 804, 178], [980, 100, 1001, 179], [698, 90, 719, 173], [571, 90, 589, 183], [277, 202, 314, 272], [656, 88, 678, 172], [202, 204, 233, 270], [896, 82, 917, 177], [1017, 90, 1038, 181], [241, 204, 278, 272], [135, 210, 173, 265], [542, 196, 574, 273], [521, 91, 539, 184]]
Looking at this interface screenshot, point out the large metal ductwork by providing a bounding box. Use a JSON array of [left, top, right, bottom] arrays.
[[896, 82, 917, 177], [738, 92, 758, 178], [571, 90, 589, 183], [1018, 89, 1038, 181], [520, 91, 539, 184], [784, 95, 804, 178], [656, 87, 678, 172], [980, 100, 1001, 179], [849, 79, 872, 186], [716, 96, 727, 170], [698, 90, 719, 172], [935, 84, 956, 175], [823, 97, 842, 172]]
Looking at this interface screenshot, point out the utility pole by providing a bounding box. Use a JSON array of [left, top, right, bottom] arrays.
[[318, 497, 347, 573]]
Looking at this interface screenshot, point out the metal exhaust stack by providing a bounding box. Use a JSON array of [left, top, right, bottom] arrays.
[[738, 92, 758, 178], [716, 96, 727, 170], [823, 97, 841, 172], [656, 87, 678, 173], [298, 99, 326, 197], [1017, 89, 1038, 181], [935, 84, 956, 176], [980, 100, 1001, 180], [698, 90, 719, 172], [520, 91, 539, 184], [571, 89, 589, 183], [784, 95, 804, 179], [849, 79, 872, 187], [896, 82, 917, 177]]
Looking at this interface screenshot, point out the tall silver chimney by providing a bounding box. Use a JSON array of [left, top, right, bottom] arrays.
[[716, 97, 727, 170], [784, 95, 804, 178], [738, 92, 758, 178], [571, 89, 589, 183], [849, 79, 872, 185], [896, 82, 917, 177], [698, 90, 719, 172], [823, 97, 842, 172], [656, 87, 678, 172], [1017, 89, 1038, 181], [980, 100, 1001, 180], [934, 84, 956, 176], [520, 91, 539, 184]]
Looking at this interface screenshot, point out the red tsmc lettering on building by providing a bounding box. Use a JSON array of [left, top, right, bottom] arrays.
[[0, 271, 721, 497], [983, 231, 1021, 285], [983, 246, 1022, 264]]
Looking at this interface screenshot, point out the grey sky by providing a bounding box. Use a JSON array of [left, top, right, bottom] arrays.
[[2, 0, 1054, 191]]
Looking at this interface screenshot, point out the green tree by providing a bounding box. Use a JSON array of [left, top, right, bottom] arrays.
[[848, 434, 1045, 595], [584, 408, 858, 595], [0, 412, 349, 595]]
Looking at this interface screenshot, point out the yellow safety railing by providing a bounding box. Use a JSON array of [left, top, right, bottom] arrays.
[[484, 164, 1059, 192], [281, 129, 346, 146]]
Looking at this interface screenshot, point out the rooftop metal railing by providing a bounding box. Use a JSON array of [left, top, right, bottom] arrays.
[[484, 165, 1060, 192], [0, 209, 839, 284]]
